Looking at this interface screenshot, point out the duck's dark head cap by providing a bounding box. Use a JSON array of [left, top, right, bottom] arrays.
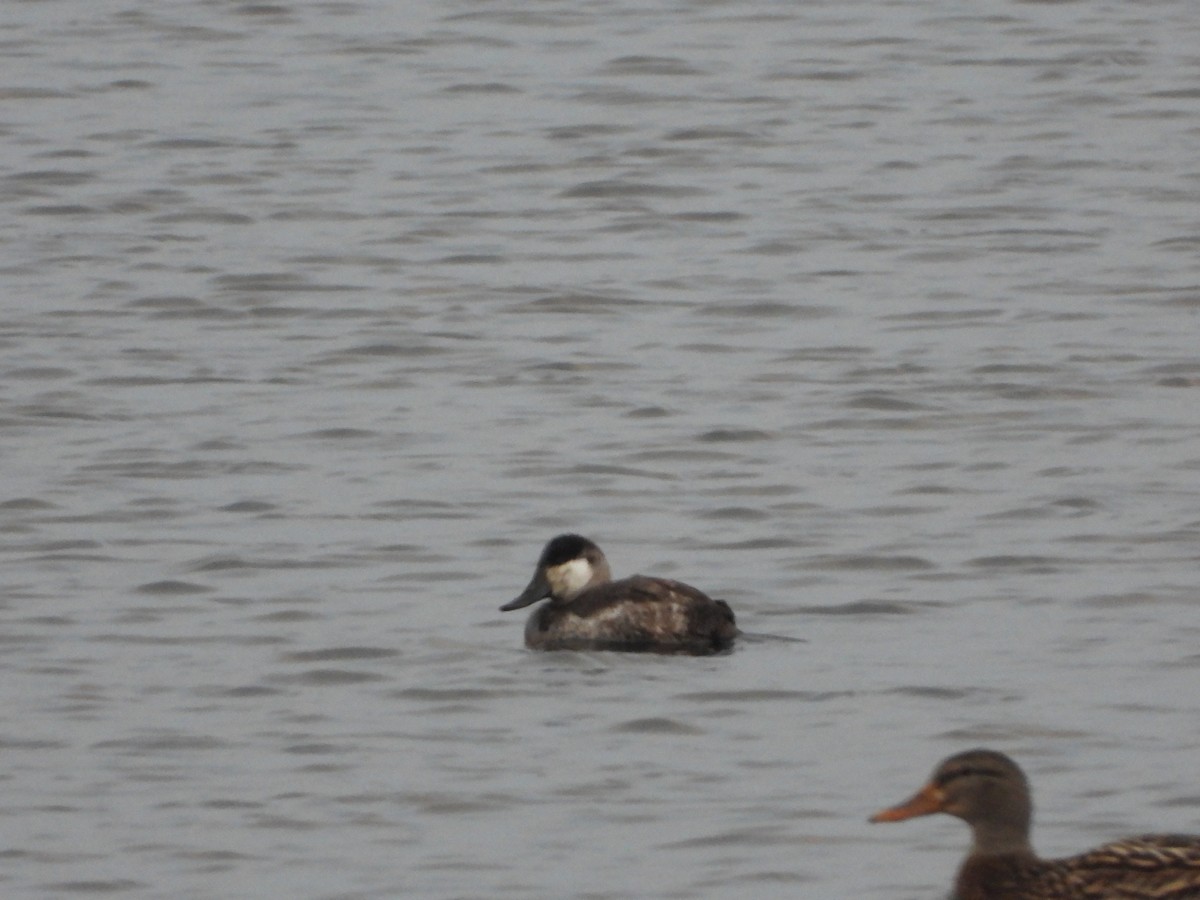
[[538, 533, 600, 568]]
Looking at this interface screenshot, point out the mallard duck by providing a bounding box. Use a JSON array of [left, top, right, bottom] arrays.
[[870, 748, 1200, 899], [500, 534, 737, 654]]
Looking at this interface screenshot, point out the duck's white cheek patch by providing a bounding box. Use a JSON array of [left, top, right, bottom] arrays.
[[547, 558, 592, 599]]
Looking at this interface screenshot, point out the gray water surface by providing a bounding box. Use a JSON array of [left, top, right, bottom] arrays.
[[3, 1, 1200, 898]]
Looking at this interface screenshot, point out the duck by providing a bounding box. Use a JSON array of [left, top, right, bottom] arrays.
[[500, 534, 737, 654], [870, 748, 1200, 900]]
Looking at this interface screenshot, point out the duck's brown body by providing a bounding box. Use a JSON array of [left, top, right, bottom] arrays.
[[502, 535, 737, 654], [522, 574, 736, 654], [955, 836, 1200, 900], [871, 749, 1200, 900]]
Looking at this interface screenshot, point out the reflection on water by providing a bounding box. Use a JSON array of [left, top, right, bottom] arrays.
[[2, 1, 1199, 898]]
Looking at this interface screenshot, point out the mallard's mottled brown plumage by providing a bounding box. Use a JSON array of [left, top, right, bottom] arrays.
[[500, 534, 737, 654], [871, 749, 1200, 900]]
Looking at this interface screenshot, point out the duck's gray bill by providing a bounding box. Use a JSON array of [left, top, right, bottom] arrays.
[[500, 572, 549, 612]]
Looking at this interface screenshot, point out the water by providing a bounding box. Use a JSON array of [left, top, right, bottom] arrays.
[[2, 1, 1200, 897]]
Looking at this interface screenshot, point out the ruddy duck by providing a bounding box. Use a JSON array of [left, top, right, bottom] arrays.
[[500, 534, 737, 654]]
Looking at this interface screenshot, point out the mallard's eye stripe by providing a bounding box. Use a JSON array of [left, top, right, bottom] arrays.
[[938, 765, 1006, 785]]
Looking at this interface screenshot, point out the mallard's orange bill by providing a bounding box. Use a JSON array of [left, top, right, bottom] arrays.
[[869, 783, 945, 823]]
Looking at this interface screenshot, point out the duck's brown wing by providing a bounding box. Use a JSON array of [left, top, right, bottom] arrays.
[[956, 840, 1200, 900], [628, 576, 738, 649], [1058, 836, 1200, 899], [562, 576, 736, 652], [565, 575, 699, 613]]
